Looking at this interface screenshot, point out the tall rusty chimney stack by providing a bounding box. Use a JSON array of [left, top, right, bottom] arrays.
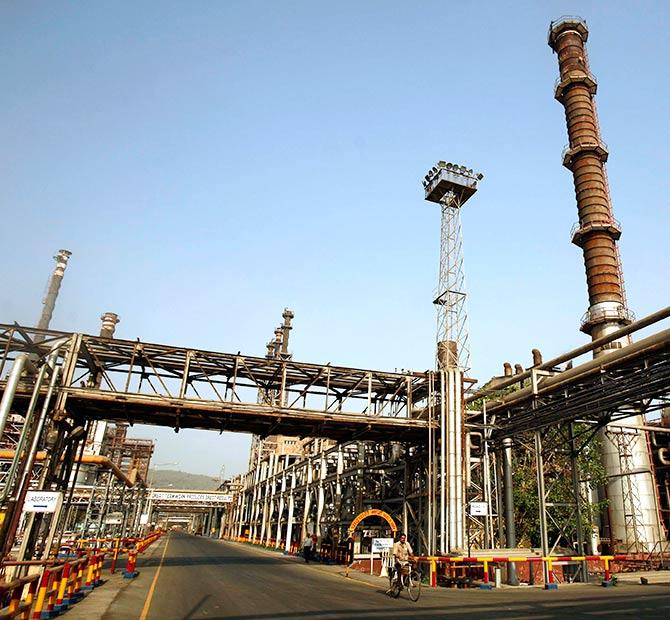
[[548, 18, 631, 349], [36, 249, 72, 332]]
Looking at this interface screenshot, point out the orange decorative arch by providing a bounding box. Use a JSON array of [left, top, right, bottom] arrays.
[[347, 509, 398, 534]]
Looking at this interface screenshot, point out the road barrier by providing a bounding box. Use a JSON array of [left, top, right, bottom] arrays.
[[0, 573, 39, 620], [226, 534, 353, 566], [0, 530, 164, 617], [415, 554, 635, 589]]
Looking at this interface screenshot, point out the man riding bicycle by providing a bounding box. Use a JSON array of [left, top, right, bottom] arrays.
[[391, 533, 414, 585]]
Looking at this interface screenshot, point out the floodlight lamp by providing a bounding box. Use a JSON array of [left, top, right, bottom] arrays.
[[477, 173, 484, 180], [437, 160, 446, 168], [446, 163, 452, 170]]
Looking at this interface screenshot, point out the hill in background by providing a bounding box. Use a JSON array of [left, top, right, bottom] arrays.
[[149, 469, 220, 490]]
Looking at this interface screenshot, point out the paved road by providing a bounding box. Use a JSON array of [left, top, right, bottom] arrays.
[[102, 532, 670, 619]]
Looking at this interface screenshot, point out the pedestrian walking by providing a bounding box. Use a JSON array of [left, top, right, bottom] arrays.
[[302, 533, 313, 563]]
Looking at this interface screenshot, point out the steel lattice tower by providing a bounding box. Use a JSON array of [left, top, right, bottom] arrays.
[[423, 162, 483, 371]]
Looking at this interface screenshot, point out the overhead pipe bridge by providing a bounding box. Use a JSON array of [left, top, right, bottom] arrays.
[[0, 324, 431, 443]]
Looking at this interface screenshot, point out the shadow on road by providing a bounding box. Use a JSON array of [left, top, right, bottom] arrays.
[[152, 588, 670, 620], [138, 555, 288, 568]]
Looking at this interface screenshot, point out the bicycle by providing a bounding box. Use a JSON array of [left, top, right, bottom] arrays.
[[387, 561, 421, 601]]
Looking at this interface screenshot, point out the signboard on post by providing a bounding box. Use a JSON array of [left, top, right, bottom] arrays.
[[371, 538, 394, 553], [139, 514, 149, 525], [104, 512, 124, 525], [470, 501, 488, 516], [150, 491, 233, 504], [25, 491, 62, 513]]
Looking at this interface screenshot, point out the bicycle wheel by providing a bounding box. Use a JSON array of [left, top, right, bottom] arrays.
[[407, 570, 422, 601], [388, 573, 401, 598]]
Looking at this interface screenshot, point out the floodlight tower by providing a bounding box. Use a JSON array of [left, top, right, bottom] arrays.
[[423, 162, 483, 371]]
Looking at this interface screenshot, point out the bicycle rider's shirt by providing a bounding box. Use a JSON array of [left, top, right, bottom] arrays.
[[392, 541, 413, 562]]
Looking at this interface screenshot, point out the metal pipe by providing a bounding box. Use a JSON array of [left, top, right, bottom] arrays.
[[569, 423, 588, 581], [439, 370, 446, 554], [36, 250, 72, 333], [0, 360, 50, 503], [467, 305, 670, 402], [486, 326, 670, 412], [0, 354, 29, 440], [534, 431, 550, 582], [455, 369, 464, 549], [0, 352, 60, 558], [501, 438, 519, 584]]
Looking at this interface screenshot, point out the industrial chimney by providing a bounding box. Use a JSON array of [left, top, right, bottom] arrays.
[[548, 18, 630, 350], [36, 249, 72, 332], [548, 17, 661, 554], [99, 312, 120, 339]]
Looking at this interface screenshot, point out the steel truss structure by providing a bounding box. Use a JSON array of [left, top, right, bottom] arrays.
[[468, 312, 670, 558], [486, 327, 670, 441], [0, 324, 430, 443], [222, 440, 436, 554], [2, 311, 670, 564], [65, 477, 147, 538]]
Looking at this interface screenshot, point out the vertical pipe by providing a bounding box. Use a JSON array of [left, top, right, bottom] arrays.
[[534, 431, 550, 584], [0, 360, 49, 503], [285, 472, 296, 553], [315, 454, 326, 537], [275, 457, 287, 547], [569, 423, 588, 581], [439, 370, 446, 554], [454, 369, 464, 549], [430, 372, 435, 555], [0, 354, 29, 441], [447, 369, 455, 550], [502, 437, 519, 585], [3, 351, 61, 563], [301, 464, 313, 539]]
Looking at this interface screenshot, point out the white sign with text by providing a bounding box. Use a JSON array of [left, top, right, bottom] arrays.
[[371, 538, 394, 553], [25, 491, 62, 513]]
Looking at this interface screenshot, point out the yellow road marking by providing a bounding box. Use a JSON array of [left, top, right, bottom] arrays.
[[140, 534, 170, 620]]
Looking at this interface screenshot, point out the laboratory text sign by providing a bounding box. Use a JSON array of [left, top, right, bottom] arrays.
[[25, 491, 62, 513]]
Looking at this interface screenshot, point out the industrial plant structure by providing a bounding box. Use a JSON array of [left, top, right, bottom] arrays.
[[1, 17, 669, 585]]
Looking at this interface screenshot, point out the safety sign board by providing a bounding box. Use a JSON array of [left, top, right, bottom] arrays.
[[104, 512, 124, 525], [150, 491, 233, 504], [469, 501, 489, 516], [25, 491, 62, 513], [371, 538, 394, 553]]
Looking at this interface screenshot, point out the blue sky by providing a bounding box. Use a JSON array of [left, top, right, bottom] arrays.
[[2, 1, 668, 476]]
